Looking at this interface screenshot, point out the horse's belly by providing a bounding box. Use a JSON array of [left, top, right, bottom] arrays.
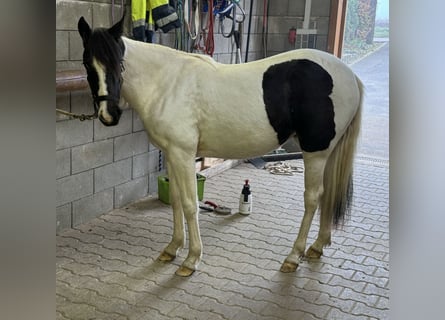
[[197, 120, 281, 159], [197, 139, 280, 159]]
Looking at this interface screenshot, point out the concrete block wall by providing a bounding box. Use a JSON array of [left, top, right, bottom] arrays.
[[56, 0, 333, 233], [56, 106, 164, 233], [56, 0, 165, 234]]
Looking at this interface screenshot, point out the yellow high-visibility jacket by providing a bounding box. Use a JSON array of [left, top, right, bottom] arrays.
[[131, 0, 181, 41]]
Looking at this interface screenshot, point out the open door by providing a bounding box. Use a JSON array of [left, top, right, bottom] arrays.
[[327, 0, 348, 58]]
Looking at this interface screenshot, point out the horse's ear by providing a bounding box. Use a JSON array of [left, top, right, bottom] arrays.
[[108, 11, 125, 40], [78, 17, 91, 46]]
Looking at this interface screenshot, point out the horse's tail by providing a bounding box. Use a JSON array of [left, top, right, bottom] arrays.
[[321, 75, 364, 227]]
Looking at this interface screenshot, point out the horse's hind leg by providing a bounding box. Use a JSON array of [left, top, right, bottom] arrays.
[[281, 152, 328, 273], [158, 161, 185, 262], [305, 205, 331, 259]]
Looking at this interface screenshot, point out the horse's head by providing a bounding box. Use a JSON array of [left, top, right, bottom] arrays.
[[78, 15, 125, 126]]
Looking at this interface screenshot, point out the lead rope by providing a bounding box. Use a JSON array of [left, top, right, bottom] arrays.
[[185, 0, 200, 41], [55, 108, 98, 121]]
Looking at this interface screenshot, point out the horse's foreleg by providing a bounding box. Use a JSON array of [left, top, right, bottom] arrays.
[[158, 161, 185, 262], [281, 153, 327, 273], [166, 150, 202, 277]]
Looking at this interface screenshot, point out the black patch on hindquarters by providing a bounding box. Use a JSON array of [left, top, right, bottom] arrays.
[[262, 59, 336, 152]]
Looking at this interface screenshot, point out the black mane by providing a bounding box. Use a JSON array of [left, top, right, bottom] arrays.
[[86, 28, 123, 78]]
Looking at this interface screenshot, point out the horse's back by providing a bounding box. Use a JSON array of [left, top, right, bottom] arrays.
[[194, 49, 361, 158], [127, 45, 363, 158]]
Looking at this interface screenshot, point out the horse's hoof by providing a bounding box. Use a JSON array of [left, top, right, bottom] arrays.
[[157, 251, 176, 262], [305, 246, 323, 259], [175, 265, 195, 277], [280, 261, 298, 273]]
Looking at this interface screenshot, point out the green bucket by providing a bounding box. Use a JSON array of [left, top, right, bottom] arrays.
[[158, 173, 206, 205]]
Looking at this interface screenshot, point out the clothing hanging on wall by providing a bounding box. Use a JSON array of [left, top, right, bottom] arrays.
[[131, 0, 181, 42]]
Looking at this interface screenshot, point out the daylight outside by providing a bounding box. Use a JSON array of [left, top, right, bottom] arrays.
[[342, 0, 389, 64]]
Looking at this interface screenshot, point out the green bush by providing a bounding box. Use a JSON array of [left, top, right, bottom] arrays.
[[344, 0, 377, 47]]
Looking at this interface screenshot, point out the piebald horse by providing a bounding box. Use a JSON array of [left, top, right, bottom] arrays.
[[78, 15, 363, 277]]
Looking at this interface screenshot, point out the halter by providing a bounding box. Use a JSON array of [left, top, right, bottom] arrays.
[[92, 93, 119, 114], [215, 0, 246, 38], [57, 32, 125, 121], [89, 60, 125, 117]]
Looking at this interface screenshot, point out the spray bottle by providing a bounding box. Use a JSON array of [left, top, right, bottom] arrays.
[[239, 179, 252, 215]]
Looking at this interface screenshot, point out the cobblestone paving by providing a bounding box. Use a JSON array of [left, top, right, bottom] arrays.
[[57, 43, 389, 320], [56, 157, 389, 320]]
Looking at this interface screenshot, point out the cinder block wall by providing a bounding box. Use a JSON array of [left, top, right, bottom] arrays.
[[56, 0, 163, 233], [56, 0, 332, 233]]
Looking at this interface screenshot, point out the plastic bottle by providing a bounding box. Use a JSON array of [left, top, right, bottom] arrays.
[[239, 179, 252, 215]]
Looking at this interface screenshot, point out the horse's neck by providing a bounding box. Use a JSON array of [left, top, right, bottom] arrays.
[[123, 36, 176, 69], [120, 37, 179, 113]]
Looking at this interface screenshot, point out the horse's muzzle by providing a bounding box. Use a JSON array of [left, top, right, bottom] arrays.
[[99, 114, 120, 126], [98, 103, 122, 126]]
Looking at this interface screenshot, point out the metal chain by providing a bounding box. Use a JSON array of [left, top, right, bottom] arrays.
[[56, 108, 97, 121], [265, 161, 304, 175]]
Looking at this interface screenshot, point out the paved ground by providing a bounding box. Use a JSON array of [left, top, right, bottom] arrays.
[[353, 42, 389, 160], [56, 44, 389, 319]]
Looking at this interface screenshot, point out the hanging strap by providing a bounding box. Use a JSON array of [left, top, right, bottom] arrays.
[[184, 0, 200, 40], [205, 0, 215, 56], [196, 0, 214, 56]]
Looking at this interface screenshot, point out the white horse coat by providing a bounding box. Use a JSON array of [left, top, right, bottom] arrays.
[[78, 15, 363, 276], [121, 39, 360, 159]]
